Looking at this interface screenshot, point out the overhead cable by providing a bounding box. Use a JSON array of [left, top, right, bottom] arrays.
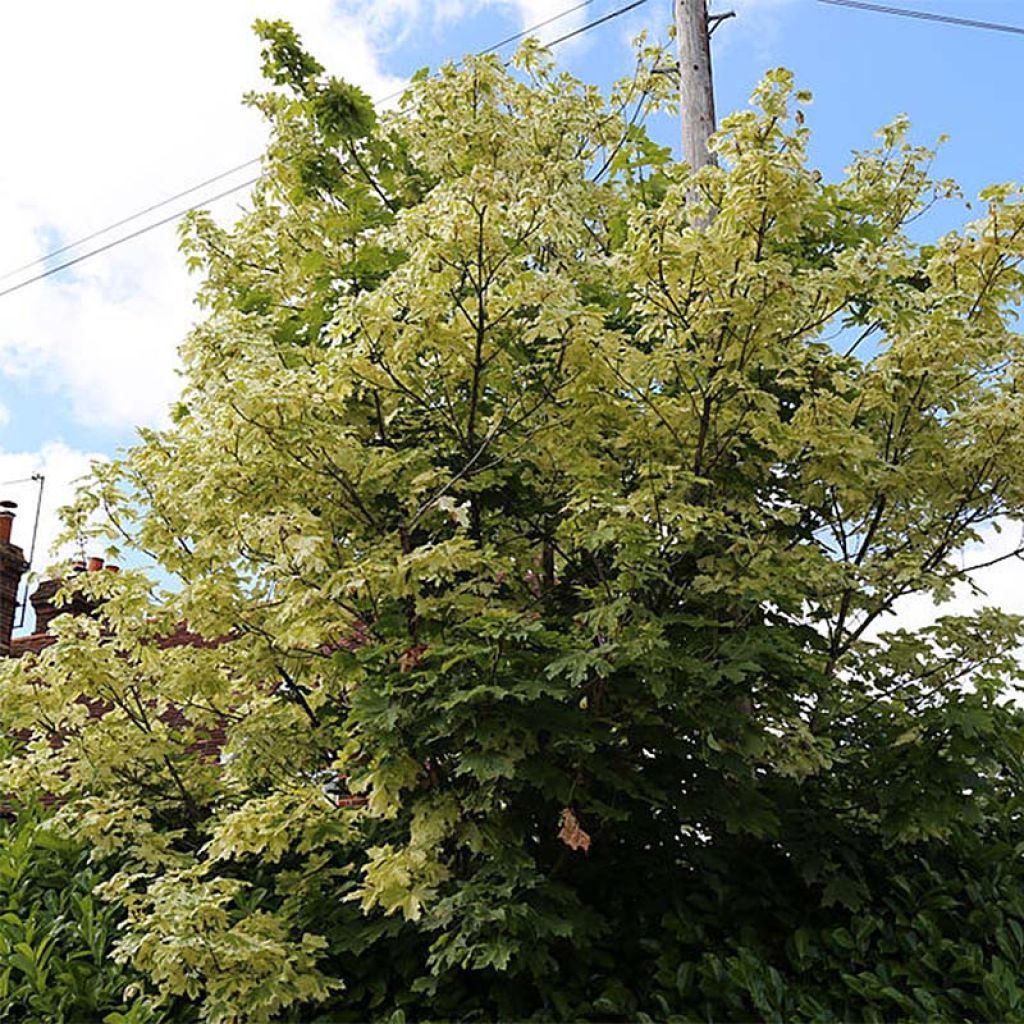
[[481, 0, 598, 54], [0, 179, 259, 299], [817, 0, 1024, 37], [0, 158, 262, 284], [524, 0, 649, 52], [2, 0, 637, 290]]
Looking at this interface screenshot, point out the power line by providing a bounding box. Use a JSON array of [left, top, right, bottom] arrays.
[[2, 0, 618, 288], [817, 0, 1024, 37], [0, 179, 259, 300], [481, 0, 598, 54], [0, 158, 261, 284], [0, 0, 649, 300], [530, 0, 649, 52]]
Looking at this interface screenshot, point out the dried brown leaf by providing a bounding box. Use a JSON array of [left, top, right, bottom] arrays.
[[558, 806, 591, 853], [398, 643, 428, 673]]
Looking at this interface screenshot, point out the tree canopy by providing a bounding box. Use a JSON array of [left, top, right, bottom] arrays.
[[4, 21, 1024, 1023]]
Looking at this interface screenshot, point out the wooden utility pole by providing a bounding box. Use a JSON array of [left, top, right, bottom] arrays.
[[674, 0, 717, 170]]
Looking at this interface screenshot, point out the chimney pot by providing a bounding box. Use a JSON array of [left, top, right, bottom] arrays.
[[87, 557, 105, 572], [105, 564, 120, 573], [0, 500, 15, 546]]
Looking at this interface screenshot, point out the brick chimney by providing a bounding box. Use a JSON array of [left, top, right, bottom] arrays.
[[29, 558, 112, 635], [0, 501, 28, 657], [29, 578, 63, 635]]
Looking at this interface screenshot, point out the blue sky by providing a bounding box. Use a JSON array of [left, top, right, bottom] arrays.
[[379, 0, 1024, 214], [1, 0, 1022, 623]]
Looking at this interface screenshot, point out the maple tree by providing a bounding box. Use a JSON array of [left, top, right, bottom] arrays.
[[3, 20, 1024, 1022]]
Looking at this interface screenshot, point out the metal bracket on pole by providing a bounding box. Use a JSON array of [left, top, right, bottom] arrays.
[[708, 10, 736, 35], [654, 8, 734, 77]]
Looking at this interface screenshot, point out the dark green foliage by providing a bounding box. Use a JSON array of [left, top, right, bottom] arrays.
[[268, 635, 1024, 1022], [0, 807, 159, 1023], [315, 78, 377, 143]]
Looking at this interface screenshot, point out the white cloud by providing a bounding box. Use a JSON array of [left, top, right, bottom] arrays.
[[0, 402, 9, 427], [881, 521, 1024, 635], [853, 520, 1024, 684], [0, 442, 106, 574], [0, 1, 408, 433], [425, 0, 589, 42], [712, 0, 797, 64], [509, 0, 585, 32], [0, 0, 614, 438]]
